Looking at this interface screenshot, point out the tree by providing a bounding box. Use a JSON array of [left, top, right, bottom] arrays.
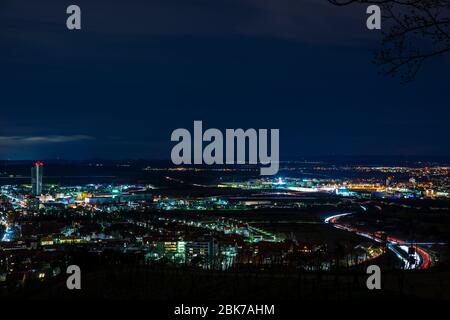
[[330, 0, 450, 82]]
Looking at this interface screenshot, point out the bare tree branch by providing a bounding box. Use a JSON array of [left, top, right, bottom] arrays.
[[329, 0, 450, 82]]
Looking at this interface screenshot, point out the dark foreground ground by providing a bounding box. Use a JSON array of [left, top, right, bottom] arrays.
[[4, 265, 450, 300]]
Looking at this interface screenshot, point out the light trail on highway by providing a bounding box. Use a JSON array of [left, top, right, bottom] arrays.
[[324, 213, 432, 270]]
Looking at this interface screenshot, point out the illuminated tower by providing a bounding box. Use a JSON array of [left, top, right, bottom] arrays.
[[31, 161, 44, 195]]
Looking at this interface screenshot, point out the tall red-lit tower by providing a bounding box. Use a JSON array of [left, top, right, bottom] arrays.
[[31, 161, 44, 195]]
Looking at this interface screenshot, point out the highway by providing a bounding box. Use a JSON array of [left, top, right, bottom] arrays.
[[324, 213, 431, 270]]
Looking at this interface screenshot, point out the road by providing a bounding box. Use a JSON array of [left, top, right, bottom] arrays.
[[324, 213, 431, 270]]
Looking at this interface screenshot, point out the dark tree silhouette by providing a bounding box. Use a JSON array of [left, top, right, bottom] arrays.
[[330, 0, 450, 82]]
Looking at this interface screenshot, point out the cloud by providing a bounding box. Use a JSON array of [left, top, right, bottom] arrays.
[[0, 135, 94, 145]]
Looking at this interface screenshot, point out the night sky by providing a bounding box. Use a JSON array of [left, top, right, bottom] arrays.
[[1, 0, 449, 160]]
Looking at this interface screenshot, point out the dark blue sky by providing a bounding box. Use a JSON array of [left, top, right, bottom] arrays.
[[1, 0, 449, 160]]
